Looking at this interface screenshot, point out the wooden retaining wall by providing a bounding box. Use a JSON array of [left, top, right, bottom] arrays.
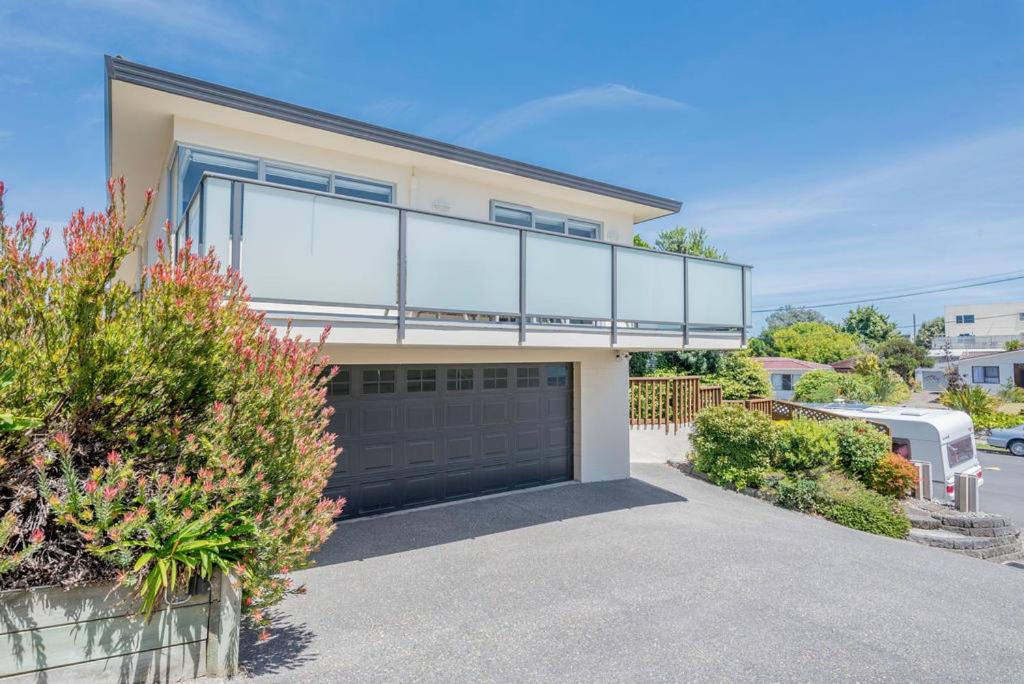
[[1, 571, 239, 682]]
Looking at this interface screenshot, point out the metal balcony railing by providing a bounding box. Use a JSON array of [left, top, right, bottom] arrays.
[[175, 173, 753, 345]]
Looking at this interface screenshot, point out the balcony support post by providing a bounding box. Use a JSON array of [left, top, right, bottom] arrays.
[[518, 229, 526, 345], [398, 210, 407, 343], [610, 245, 618, 346], [682, 256, 689, 347], [229, 181, 242, 273]]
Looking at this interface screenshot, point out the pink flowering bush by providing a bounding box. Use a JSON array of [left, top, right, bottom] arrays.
[[0, 179, 342, 629]]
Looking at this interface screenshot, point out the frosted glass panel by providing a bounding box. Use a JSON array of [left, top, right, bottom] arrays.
[[616, 248, 685, 323], [405, 214, 519, 314], [744, 268, 752, 327], [186, 198, 200, 248], [525, 233, 611, 319], [240, 184, 399, 305], [687, 259, 743, 326], [202, 177, 232, 267]]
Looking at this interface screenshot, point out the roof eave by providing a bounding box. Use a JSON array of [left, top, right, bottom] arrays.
[[105, 56, 682, 216]]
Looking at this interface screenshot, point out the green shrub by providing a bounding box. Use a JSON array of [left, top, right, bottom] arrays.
[[793, 370, 876, 403], [703, 353, 772, 400], [814, 474, 910, 538], [940, 386, 1023, 429], [0, 181, 341, 631], [997, 379, 1024, 403], [832, 420, 890, 479], [774, 418, 840, 471], [691, 405, 777, 489], [774, 477, 819, 512]]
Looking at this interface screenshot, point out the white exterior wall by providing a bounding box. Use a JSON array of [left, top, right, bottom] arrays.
[[954, 349, 1024, 394], [945, 302, 1024, 337], [322, 345, 630, 483], [769, 370, 814, 400]]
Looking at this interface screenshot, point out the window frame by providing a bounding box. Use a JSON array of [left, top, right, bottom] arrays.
[[780, 374, 793, 391], [361, 368, 396, 394], [406, 368, 437, 393], [516, 367, 541, 389], [173, 143, 397, 223], [482, 367, 509, 390], [489, 200, 602, 240], [972, 365, 1000, 384], [955, 314, 976, 324], [446, 367, 475, 392]]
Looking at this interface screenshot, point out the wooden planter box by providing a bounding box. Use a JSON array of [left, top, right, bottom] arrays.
[[1, 571, 239, 682]]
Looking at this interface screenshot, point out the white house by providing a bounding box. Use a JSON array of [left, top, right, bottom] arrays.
[[106, 57, 753, 518], [752, 357, 832, 400], [929, 302, 1024, 360], [951, 349, 1024, 394]]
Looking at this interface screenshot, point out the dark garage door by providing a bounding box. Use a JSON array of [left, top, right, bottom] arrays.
[[325, 363, 573, 518]]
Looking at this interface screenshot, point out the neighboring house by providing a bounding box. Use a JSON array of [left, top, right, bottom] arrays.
[[930, 302, 1024, 359], [830, 357, 858, 374], [945, 348, 1024, 395], [105, 57, 753, 518], [752, 358, 832, 400]]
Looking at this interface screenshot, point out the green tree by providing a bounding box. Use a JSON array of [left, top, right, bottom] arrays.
[[1005, 339, 1022, 351], [629, 351, 653, 376], [768, 322, 861, 364], [914, 316, 944, 350], [793, 370, 876, 403], [632, 233, 652, 249], [764, 306, 826, 331], [842, 305, 898, 346], [705, 354, 772, 399], [654, 350, 723, 376], [875, 336, 932, 381], [654, 226, 727, 260]]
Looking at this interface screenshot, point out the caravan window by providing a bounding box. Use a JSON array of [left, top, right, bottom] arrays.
[[945, 435, 975, 468], [892, 438, 912, 460]]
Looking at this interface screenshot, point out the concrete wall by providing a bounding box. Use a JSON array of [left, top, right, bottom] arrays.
[[323, 345, 631, 483], [0, 571, 239, 682]]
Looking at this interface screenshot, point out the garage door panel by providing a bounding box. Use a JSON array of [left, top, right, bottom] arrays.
[[360, 404, 398, 434], [329, 363, 573, 518], [404, 400, 439, 431], [444, 433, 476, 462], [480, 397, 511, 424], [443, 400, 475, 428]]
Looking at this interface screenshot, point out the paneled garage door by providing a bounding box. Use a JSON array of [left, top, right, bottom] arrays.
[[325, 363, 573, 518]]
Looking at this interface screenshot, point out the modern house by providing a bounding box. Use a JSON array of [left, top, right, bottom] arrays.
[[929, 302, 1024, 359], [105, 56, 752, 517], [752, 357, 832, 400]]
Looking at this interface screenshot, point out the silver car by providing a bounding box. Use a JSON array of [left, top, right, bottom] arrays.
[[988, 424, 1024, 456]]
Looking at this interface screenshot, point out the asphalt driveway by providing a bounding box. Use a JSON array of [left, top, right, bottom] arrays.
[[242, 463, 1024, 682], [979, 448, 1024, 525]]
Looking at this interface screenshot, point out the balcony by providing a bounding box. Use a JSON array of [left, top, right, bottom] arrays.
[[175, 174, 752, 350], [931, 335, 1024, 351]]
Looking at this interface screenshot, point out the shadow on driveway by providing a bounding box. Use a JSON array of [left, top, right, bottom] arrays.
[[314, 476, 686, 567]]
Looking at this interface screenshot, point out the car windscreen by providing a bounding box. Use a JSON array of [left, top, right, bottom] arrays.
[[945, 435, 976, 469]]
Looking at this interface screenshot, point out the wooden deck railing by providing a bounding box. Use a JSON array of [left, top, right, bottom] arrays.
[[628, 380, 889, 436]]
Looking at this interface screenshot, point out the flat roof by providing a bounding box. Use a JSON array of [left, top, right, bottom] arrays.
[[104, 56, 682, 215]]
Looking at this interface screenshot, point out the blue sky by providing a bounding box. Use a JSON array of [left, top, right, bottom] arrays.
[[2, 0, 1023, 334]]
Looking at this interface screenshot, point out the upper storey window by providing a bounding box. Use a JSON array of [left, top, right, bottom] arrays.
[[175, 145, 395, 219], [491, 201, 601, 239]]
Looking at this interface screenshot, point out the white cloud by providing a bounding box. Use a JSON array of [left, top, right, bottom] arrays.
[[458, 84, 691, 147]]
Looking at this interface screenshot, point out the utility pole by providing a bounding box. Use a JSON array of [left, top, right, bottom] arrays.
[[912, 314, 917, 342]]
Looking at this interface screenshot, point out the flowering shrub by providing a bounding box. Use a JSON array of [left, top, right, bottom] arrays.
[[864, 452, 918, 498], [0, 180, 342, 630]]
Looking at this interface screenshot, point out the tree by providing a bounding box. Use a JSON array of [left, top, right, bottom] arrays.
[[654, 350, 723, 376], [875, 336, 932, 381], [768, 322, 861, 364], [842, 305, 898, 346], [914, 316, 944, 350], [704, 353, 772, 399], [654, 226, 727, 260], [629, 351, 653, 376], [632, 234, 652, 249], [764, 306, 826, 331], [793, 370, 876, 403], [1005, 339, 1022, 351]]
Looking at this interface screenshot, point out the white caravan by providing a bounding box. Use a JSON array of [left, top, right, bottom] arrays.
[[812, 403, 983, 500]]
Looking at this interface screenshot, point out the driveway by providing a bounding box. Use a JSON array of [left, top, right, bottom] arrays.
[[979, 448, 1024, 525], [241, 464, 1024, 682]]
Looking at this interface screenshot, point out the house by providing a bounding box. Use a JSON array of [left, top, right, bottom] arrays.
[[752, 357, 832, 400], [105, 57, 753, 518], [929, 301, 1024, 359], [830, 357, 858, 374], [946, 348, 1024, 394]]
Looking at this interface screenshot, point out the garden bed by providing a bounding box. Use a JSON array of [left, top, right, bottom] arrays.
[[1, 570, 239, 681]]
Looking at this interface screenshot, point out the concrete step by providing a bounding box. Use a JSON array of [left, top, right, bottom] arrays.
[[905, 508, 941, 530], [908, 529, 1004, 551]]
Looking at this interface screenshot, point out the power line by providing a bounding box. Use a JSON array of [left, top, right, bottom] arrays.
[[753, 272, 1024, 314]]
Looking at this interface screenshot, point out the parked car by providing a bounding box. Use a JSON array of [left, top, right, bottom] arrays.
[[987, 424, 1024, 456], [813, 403, 983, 500]]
